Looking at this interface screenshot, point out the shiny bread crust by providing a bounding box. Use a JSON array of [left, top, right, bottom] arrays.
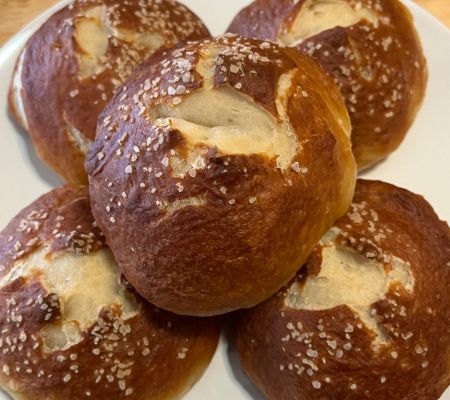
[[228, 0, 428, 169], [8, 0, 210, 184], [236, 179, 450, 400], [86, 34, 357, 316], [0, 186, 220, 400]]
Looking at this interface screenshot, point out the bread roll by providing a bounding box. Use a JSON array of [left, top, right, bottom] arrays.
[[86, 34, 357, 316], [236, 179, 450, 400], [8, 0, 210, 184], [0, 186, 220, 400], [228, 0, 427, 169]]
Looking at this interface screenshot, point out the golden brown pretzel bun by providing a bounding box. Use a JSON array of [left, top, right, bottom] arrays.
[[86, 34, 357, 316], [0, 186, 220, 400], [8, 0, 210, 184], [227, 0, 428, 169], [236, 179, 450, 400]]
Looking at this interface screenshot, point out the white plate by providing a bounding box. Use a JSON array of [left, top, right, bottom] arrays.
[[0, 1, 449, 399]]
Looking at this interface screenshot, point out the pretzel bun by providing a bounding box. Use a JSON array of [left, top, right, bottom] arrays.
[[0, 186, 220, 400], [8, 0, 210, 184], [86, 34, 357, 316], [228, 0, 427, 169], [236, 179, 450, 400]]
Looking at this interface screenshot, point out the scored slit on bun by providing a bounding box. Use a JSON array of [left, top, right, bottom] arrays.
[[0, 186, 220, 400], [86, 34, 357, 316], [236, 179, 450, 400], [227, 0, 428, 169], [8, 0, 210, 184]]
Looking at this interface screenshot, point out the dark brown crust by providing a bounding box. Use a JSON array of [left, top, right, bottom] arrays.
[[0, 186, 220, 400], [227, 0, 428, 169], [8, 0, 210, 184], [0, 186, 105, 276], [236, 179, 450, 400], [86, 34, 357, 316]]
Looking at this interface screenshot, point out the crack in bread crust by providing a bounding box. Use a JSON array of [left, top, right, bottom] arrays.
[[149, 64, 299, 170], [286, 227, 414, 345], [279, 0, 378, 46]]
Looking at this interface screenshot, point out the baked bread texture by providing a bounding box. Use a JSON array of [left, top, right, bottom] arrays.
[[228, 0, 428, 169], [236, 179, 450, 400], [0, 186, 220, 400], [8, 0, 210, 184], [86, 34, 357, 316]]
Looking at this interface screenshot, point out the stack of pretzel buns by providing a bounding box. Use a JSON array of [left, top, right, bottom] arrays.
[[2, 0, 449, 399]]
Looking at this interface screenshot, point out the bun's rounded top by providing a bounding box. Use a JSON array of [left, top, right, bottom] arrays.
[[88, 33, 352, 173], [237, 179, 450, 400], [9, 0, 210, 184], [0, 186, 220, 400], [87, 34, 356, 316], [228, 0, 428, 169]]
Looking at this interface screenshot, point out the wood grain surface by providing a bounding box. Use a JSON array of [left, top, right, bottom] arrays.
[[0, 0, 449, 46]]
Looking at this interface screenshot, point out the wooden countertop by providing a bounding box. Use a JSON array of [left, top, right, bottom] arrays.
[[0, 0, 449, 46]]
